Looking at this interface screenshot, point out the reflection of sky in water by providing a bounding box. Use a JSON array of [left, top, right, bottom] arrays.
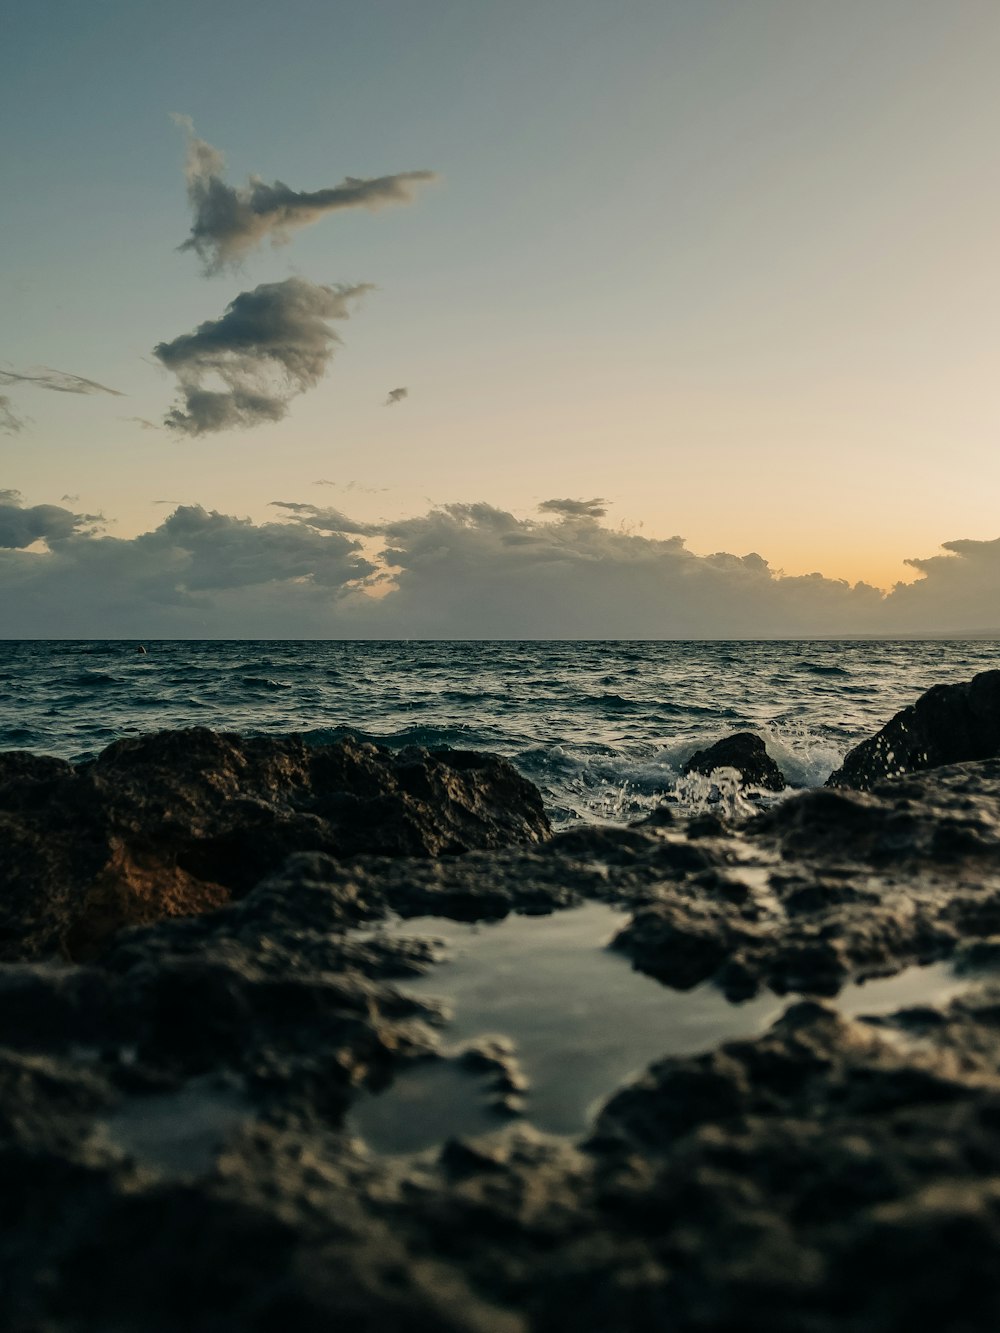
[[97, 1078, 250, 1175], [353, 903, 965, 1154]]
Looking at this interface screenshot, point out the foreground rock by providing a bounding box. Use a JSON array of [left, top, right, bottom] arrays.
[[681, 731, 786, 791], [828, 668, 1000, 790], [8, 732, 1000, 1328], [0, 728, 550, 961]]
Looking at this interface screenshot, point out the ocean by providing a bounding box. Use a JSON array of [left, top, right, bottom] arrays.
[[1, 639, 996, 824]]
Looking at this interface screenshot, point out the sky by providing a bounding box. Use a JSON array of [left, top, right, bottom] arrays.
[[2, 0, 999, 637]]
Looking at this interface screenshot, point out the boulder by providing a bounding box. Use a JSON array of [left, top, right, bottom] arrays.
[[0, 727, 550, 961], [827, 668, 1000, 790], [681, 731, 786, 791]]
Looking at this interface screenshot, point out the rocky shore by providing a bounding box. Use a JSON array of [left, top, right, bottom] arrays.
[[2, 671, 1000, 1330]]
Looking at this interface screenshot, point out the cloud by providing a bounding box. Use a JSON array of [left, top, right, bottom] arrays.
[[174, 117, 438, 274], [0, 503, 375, 636], [538, 497, 608, 519], [2, 492, 1000, 638], [384, 386, 408, 406], [0, 490, 101, 549], [0, 396, 26, 435], [269, 500, 379, 535], [0, 366, 123, 396], [121, 416, 162, 431], [153, 277, 371, 434], [313, 479, 389, 494]]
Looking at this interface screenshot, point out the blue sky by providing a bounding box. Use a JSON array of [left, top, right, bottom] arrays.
[[3, 0, 1000, 633]]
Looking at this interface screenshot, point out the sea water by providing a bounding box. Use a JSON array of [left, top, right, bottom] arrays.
[[1, 639, 996, 824]]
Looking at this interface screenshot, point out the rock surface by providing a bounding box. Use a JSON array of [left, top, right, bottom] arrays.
[[681, 731, 786, 791], [0, 728, 550, 962], [7, 728, 1000, 1328], [828, 668, 1000, 790]]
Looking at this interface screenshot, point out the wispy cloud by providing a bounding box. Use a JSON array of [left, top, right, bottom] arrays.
[[0, 395, 26, 435], [538, 497, 608, 519], [313, 479, 389, 494], [0, 366, 123, 396], [153, 277, 371, 434], [174, 116, 438, 274], [269, 500, 380, 535], [384, 386, 408, 406]]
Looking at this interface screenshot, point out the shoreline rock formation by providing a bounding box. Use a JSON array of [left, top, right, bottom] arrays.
[[681, 731, 786, 791], [827, 667, 1000, 790], [0, 728, 549, 961], [3, 672, 1000, 1330]]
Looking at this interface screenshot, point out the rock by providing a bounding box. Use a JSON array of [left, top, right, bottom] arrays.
[[681, 732, 786, 791], [10, 731, 1000, 1328], [0, 728, 550, 962], [828, 668, 1000, 790]]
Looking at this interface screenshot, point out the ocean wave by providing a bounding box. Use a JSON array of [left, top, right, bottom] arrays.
[[69, 670, 125, 686], [799, 663, 851, 676]]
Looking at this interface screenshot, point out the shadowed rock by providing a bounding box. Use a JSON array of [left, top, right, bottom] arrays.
[[0, 727, 550, 961], [828, 669, 1000, 790], [681, 731, 786, 791], [8, 728, 1000, 1328]]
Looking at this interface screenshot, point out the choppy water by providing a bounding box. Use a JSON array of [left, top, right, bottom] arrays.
[[1, 640, 996, 824]]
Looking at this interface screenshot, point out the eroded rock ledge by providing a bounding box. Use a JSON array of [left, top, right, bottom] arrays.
[[5, 710, 1000, 1329], [0, 727, 550, 961]]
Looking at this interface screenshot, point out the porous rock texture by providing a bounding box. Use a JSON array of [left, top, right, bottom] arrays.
[[681, 731, 786, 791], [0, 727, 550, 961], [827, 667, 1000, 790], [6, 722, 1000, 1327]]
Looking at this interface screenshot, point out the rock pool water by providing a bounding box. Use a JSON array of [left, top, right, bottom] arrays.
[[351, 902, 965, 1153]]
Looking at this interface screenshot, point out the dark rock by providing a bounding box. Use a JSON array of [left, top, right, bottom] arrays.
[[682, 732, 786, 791], [828, 668, 1000, 790], [9, 732, 1000, 1328], [0, 728, 550, 961]]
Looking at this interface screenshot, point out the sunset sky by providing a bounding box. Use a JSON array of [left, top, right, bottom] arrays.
[[3, 0, 999, 636]]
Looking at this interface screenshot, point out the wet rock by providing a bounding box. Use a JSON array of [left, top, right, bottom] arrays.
[[9, 731, 1000, 1327], [682, 732, 786, 791], [0, 728, 550, 961], [828, 668, 1000, 790]]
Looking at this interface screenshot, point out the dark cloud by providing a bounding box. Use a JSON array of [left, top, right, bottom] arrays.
[[121, 416, 162, 431], [153, 277, 371, 434], [0, 366, 123, 396], [0, 490, 101, 549], [0, 503, 376, 637], [384, 386, 408, 406], [174, 117, 438, 274], [538, 497, 608, 519], [0, 396, 25, 435], [3, 491, 999, 638]]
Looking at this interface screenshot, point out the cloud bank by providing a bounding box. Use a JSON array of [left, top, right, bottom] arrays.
[[175, 118, 437, 274], [153, 277, 371, 434], [2, 492, 999, 639]]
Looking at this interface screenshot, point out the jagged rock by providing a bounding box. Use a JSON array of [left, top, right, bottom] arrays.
[[0, 728, 550, 961], [827, 668, 1000, 790], [9, 729, 1000, 1328], [681, 732, 786, 791]]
